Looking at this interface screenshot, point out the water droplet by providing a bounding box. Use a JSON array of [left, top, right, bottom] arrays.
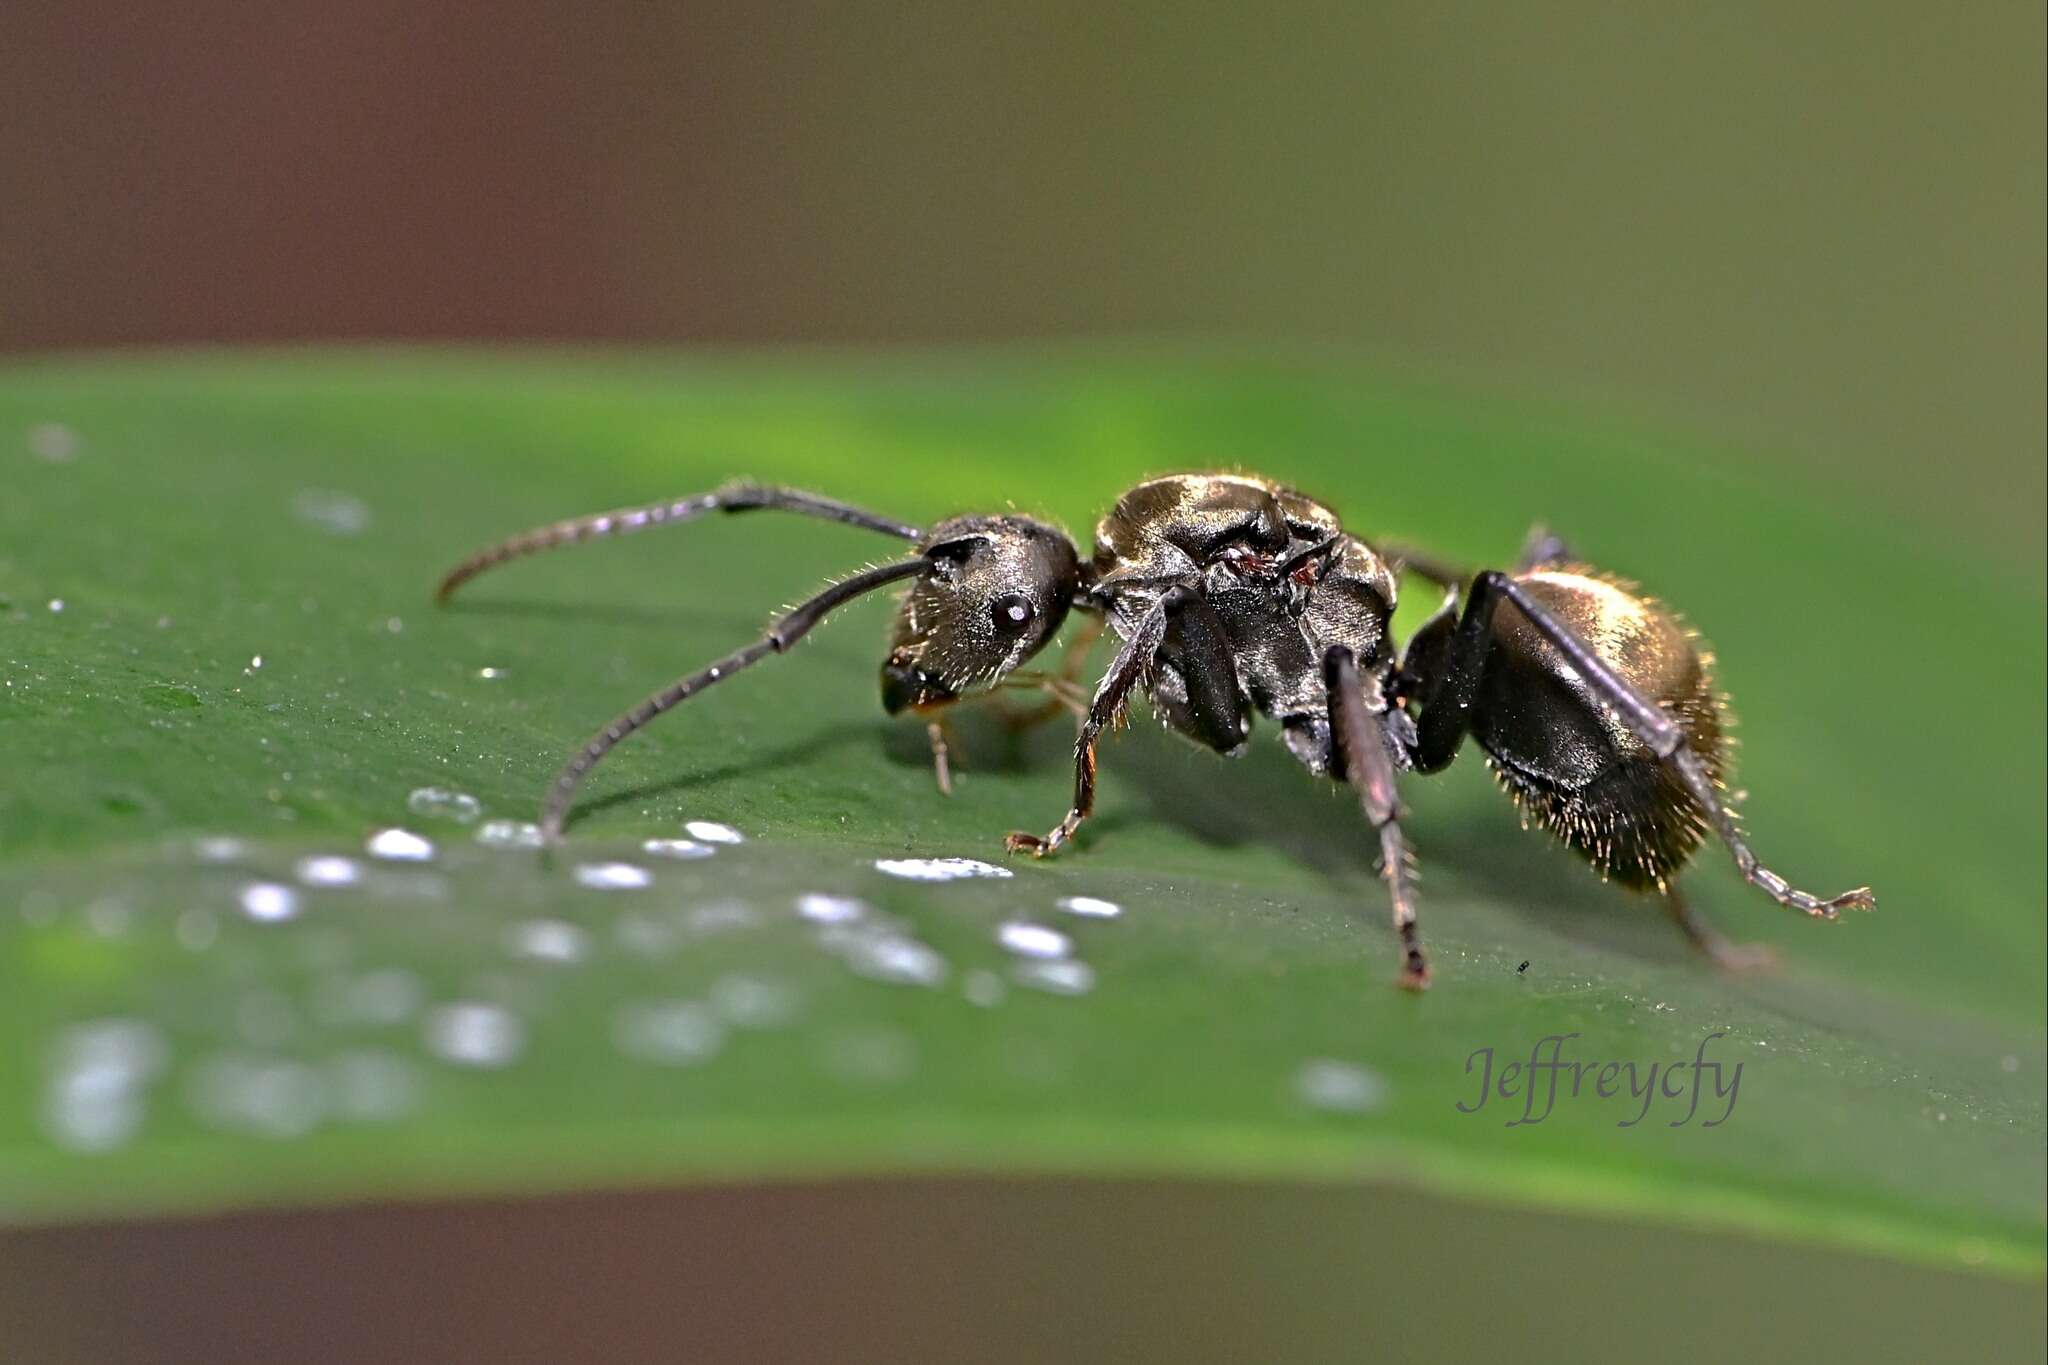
[[476, 819, 545, 850], [406, 787, 482, 824], [238, 881, 301, 923], [821, 1026, 916, 1086], [327, 1049, 424, 1123], [574, 861, 652, 891], [366, 828, 436, 862], [247, 654, 264, 670], [27, 421, 81, 463], [873, 857, 1013, 882], [47, 598, 65, 613], [423, 1001, 526, 1068], [1056, 895, 1122, 918], [683, 820, 744, 845], [314, 968, 425, 1027], [710, 975, 799, 1030], [642, 838, 714, 860], [176, 908, 220, 950], [614, 911, 682, 958], [1293, 1058, 1388, 1114], [838, 933, 949, 988], [507, 918, 590, 964], [194, 836, 247, 863], [295, 854, 362, 888], [477, 666, 507, 680], [997, 922, 1071, 960], [291, 488, 372, 536], [797, 892, 867, 924], [612, 1000, 726, 1066], [963, 969, 1006, 1007], [1011, 958, 1095, 996], [86, 896, 135, 937], [384, 616, 405, 634], [685, 899, 758, 933], [41, 1067, 145, 1152], [52, 1019, 169, 1086], [187, 1053, 328, 1139]]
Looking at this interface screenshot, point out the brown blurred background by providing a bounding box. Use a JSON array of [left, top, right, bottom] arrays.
[[3, 1, 2043, 564]]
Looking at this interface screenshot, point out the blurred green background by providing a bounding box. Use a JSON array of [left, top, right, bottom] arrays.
[[4, 1, 2043, 578]]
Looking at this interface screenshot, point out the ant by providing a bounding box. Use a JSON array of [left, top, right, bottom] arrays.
[[437, 473, 1873, 988]]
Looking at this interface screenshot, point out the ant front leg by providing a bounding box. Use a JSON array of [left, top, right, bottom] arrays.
[[1004, 585, 1221, 857], [1326, 646, 1430, 989]]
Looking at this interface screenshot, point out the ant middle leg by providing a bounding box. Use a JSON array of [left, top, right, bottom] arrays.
[[1326, 646, 1430, 989]]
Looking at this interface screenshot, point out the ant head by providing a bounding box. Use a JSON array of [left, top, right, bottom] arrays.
[[881, 515, 1083, 714]]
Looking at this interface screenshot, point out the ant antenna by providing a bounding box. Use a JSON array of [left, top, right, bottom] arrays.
[[538, 557, 929, 840], [436, 483, 923, 603]]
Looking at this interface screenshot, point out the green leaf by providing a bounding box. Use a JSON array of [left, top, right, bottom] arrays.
[[1, 351, 2040, 1278]]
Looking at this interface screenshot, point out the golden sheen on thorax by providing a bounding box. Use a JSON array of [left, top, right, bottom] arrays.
[[436, 472, 1873, 990]]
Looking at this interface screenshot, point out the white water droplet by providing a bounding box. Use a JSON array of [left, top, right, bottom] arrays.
[[238, 881, 301, 923], [40, 1018, 169, 1151], [839, 933, 949, 987], [1294, 1058, 1388, 1113], [574, 861, 652, 891], [797, 892, 867, 924], [507, 918, 590, 964], [477, 666, 507, 680], [42, 1068, 144, 1152], [366, 828, 436, 862], [642, 838, 714, 860], [612, 1000, 726, 1066], [683, 820, 744, 845], [406, 787, 483, 825], [1056, 895, 1122, 918], [997, 921, 1071, 960], [327, 1049, 424, 1123], [295, 855, 362, 888], [187, 1053, 328, 1139], [47, 598, 65, 613], [686, 899, 759, 934], [873, 857, 1013, 882], [292, 488, 372, 536], [423, 1002, 525, 1068], [27, 421, 81, 463], [963, 969, 1006, 1007], [1012, 958, 1096, 996], [52, 1019, 169, 1086], [710, 975, 799, 1030], [476, 819, 545, 850], [194, 836, 248, 863]]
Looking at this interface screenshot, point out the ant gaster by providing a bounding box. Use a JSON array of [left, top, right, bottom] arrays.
[[437, 473, 1874, 988]]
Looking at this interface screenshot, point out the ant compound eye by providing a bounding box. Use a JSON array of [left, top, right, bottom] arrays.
[[990, 593, 1035, 635]]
